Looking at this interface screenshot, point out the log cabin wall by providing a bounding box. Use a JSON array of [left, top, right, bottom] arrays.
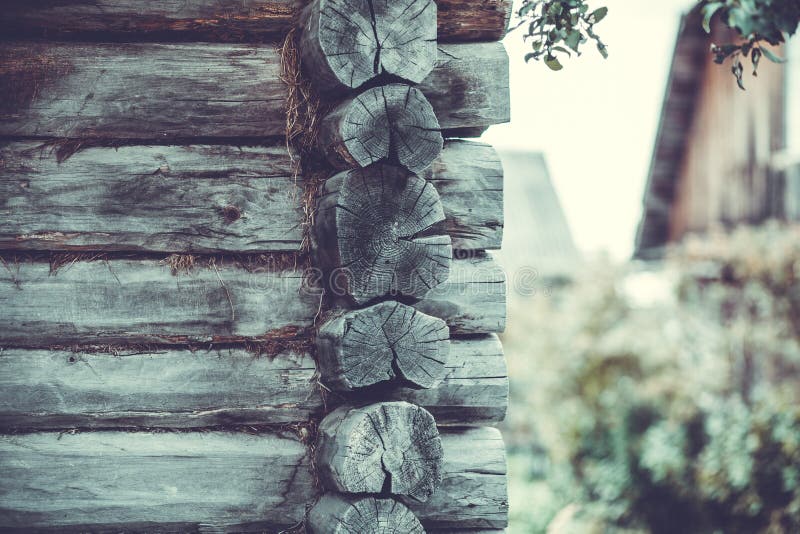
[[0, 1, 511, 531]]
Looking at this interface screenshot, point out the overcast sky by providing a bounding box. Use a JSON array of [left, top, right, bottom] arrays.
[[483, 0, 696, 260]]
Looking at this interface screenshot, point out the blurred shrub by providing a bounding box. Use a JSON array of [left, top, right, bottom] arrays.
[[502, 223, 800, 533]]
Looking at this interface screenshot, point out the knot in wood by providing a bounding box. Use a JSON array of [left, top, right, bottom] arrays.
[[315, 402, 443, 502], [313, 164, 452, 304], [316, 301, 450, 391], [300, 0, 437, 93], [319, 84, 443, 174]]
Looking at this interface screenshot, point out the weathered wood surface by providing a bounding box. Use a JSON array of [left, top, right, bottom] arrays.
[[318, 85, 443, 173], [0, 139, 502, 252], [317, 302, 450, 391], [307, 494, 425, 534], [300, 0, 437, 93], [0, 42, 508, 139], [0, 1, 512, 43], [411, 427, 508, 529], [0, 431, 314, 531], [0, 428, 506, 530], [0, 256, 505, 345], [314, 164, 452, 304], [316, 402, 444, 502], [0, 335, 506, 429]]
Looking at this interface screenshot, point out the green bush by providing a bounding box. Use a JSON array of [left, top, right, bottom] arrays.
[[503, 223, 800, 533]]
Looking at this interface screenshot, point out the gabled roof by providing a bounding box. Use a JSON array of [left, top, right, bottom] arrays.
[[634, 7, 708, 259]]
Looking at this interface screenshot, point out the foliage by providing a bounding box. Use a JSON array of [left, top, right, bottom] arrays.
[[703, 0, 800, 89], [517, 0, 799, 88], [502, 224, 800, 533], [516, 0, 609, 71]]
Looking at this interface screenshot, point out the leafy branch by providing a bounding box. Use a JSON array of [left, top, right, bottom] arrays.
[[702, 0, 799, 89], [517, 0, 609, 71]]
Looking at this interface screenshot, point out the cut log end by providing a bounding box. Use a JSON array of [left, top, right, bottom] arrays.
[[317, 301, 450, 391], [307, 494, 425, 534], [314, 164, 452, 305], [316, 402, 444, 502], [301, 0, 437, 93], [320, 84, 443, 174]]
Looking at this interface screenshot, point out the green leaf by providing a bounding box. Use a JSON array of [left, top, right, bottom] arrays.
[[545, 55, 564, 71], [702, 2, 724, 33], [760, 46, 787, 63], [589, 7, 608, 24], [597, 42, 609, 59], [566, 30, 582, 52]]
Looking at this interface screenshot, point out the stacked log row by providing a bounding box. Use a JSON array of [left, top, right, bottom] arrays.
[[0, 0, 511, 531], [300, 0, 510, 530]]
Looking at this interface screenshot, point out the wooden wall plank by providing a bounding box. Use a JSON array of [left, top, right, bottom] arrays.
[[0, 256, 505, 344], [0, 42, 509, 139], [0, 140, 502, 252], [0, 1, 511, 43], [0, 336, 507, 429], [0, 428, 507, 531]]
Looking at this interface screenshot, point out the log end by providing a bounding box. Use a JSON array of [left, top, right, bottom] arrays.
[[307, 494, 425, 534]]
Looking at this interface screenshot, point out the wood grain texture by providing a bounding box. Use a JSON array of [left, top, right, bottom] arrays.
[[0, 431, 315, 532], [317, 85, 443, 173], [0, 256, 504, 345], [0, 0, 511, 43], [307, 494, 425, 534], [0, 428, 506, 531], [313, 164, 452, 304], [0, 42, 508, 139], [299, 0, 437, 93], [0, 139, 502, 252], [316, 402, 444, 502], [412, 427, 508, 529], [0, 335, 506, 429], [316, 301, 450, 391]]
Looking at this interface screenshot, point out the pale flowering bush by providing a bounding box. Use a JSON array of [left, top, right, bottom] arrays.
[[503, 223, 800, 533]]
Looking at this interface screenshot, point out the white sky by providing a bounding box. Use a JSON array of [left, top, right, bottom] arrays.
[[483, 0, 696, 260]]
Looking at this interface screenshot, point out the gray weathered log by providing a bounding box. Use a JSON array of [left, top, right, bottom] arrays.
[[0, 431, 315, 531], [0, 427, 506, 530], [307, 494, 425, 534], [0, 139, 502, 252], [318, 85, 444, 173], [300, 0, 437, 93], [0, 335, 506, 429], [411, 427, 508, 529], [0, 41, 508, 139], [0, 256, 504, 344], [317, 302, 450, 391], [0, 1, 512, 43], [314, 164, 452, 304], [316, 402, 444, 502]]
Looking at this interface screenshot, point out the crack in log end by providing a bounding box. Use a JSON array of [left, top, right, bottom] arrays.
[[314, 164, 452, 304], [0, 46, 74, 114], [315, 402, 443, 502], [317, 301, 449, 391], [320, 84, 443, 174], [301, 0, 437, 93]]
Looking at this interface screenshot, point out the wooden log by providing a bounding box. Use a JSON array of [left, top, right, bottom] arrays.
[[317, 302, 450, 391], [0, 256, 504, 344], [300, 0, 437, 93], [0, 335, 506, 429], [0, 1, 511, 43], [0, 431, 315, 531], [307, 494, 425, 534], [316, 402, 444, 502], [318, 85, 444, 173], [0, 41, 508, 139], [0, 428, 506, 530], [0, 139, 502, 252], [313, 164, 452, 305], [412, 427, 508, 529]]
